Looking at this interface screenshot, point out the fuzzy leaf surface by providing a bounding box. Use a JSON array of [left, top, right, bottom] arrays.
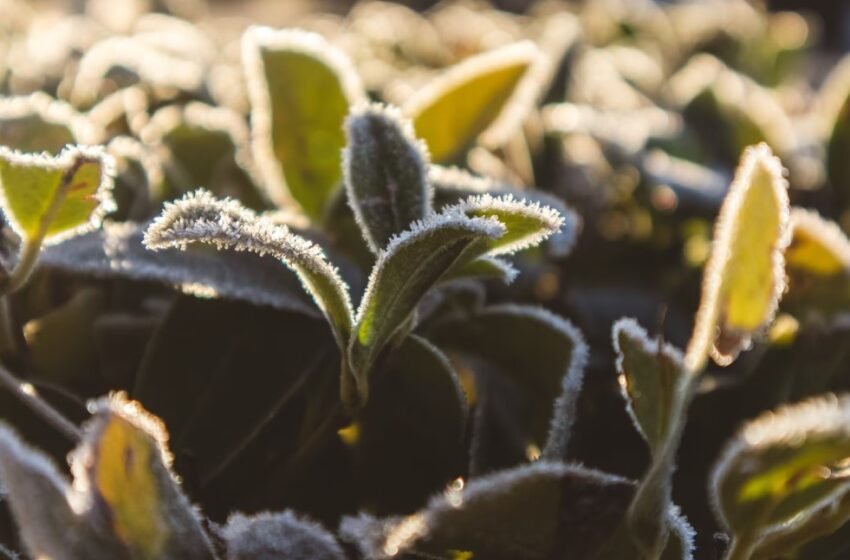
[[343, 103, 431, 252]]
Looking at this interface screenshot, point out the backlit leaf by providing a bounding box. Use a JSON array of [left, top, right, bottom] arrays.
[[711, 394, 850, 548], [0, 145, 115, 245], [405, 42, 540, 163], [786, 208, 850, 277], [686, 143, 790, 370], [243, 26, 365, 218]]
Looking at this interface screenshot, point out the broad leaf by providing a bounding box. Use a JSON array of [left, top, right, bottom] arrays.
[[348, 212, 504, 393], [243, 26, 365, 218], [686, 143, 790, 370], [343, 103, 431, 253], [613, 318, 687, 455], [442, 255, 518, 284], [223, 511, 345, 560], [41, 220, 319, 316], [349, 335, 467, 514], [0, 145, 115, 245], [711, 394, 850, 551], [428, 304, 588, 460], [144, 190, 353, 350], [405, 41, 540, 163], [340, 462, 634, 560]]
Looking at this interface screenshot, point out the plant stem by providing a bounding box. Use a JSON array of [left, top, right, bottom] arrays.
[[0, 363, 81, 442], [726, 533, 757, 560]]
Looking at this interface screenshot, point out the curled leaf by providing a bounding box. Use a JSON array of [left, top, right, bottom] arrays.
[[711, 393, 850, 553], [144, 190, 353, 349], [405, 41, 541, 163], [443, 193, 564, 257], [786, 208, 850, 277], [343, 103, 432, 253], [686, 143, 790, 370], [242, 26, 365, 217]]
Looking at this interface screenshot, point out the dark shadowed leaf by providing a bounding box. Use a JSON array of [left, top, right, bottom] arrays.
[[222, 511, 345, 560]]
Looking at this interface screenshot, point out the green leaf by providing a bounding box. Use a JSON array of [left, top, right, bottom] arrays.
[[428, 304, 587, 459], [341, 462, 635, 560], [144, 190, 353, 350], [443, 193, 565, 257], [685, 143, 791, 370], [0, 145, 115, 246], [343, 103, 432, 253], [613, 318, 687, 455], [405, 41, 540, 163], [350, 334, 467, 513], [243, 26, 365, 218], [222, 511, 345, 560], [442, 255, 518, 284], [711, 394, 850, 555], [431, 165, 580, 258], [348, 212, 504, 396]]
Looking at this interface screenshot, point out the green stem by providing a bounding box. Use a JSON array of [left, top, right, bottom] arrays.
[[628, 373, 700, 558], [726, 533, 757, 560], [0, 363, 81, 442]]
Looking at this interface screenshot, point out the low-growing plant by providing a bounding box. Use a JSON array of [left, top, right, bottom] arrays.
[[2, 1, 850, 559]]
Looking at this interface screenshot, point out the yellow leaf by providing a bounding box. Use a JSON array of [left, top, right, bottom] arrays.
[[686, 143, 790, 370], [786, 208, 850, 276], [405, 42, 539, 164]]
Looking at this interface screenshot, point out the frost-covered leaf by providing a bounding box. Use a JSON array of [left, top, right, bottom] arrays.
[[73, 394, 215, 559], [613, 318, 687, 455], [243, 26, 365, 218], [711, 394, 850, 555], [0, 145, 115, 246], [222, 511, 345, 560], [443, 255, 518, 284], [595, 506, 695, 560], [40, 220, 318, 316], [686, 143, 790, 370], [431, 165, 580, 258], [786, 208, 850, 277], [351, 334, 467, 513], [343, 103, 431, 253], [348, 213, 504, 394], [144, 190, 353, 349], [0, 425, 128, 559], [429, 304, 588, 460], [0, 93, 97, 154], [405, 41, 540, 163], [341, 462, 634, 560], [443, 193, 564, 257]]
